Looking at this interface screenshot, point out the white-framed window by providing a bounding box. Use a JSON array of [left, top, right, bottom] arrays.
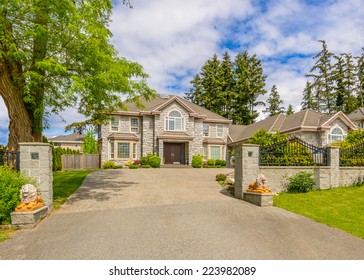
[[130, 118, 139, 133], [203, 124, 209, 137], [210, 146, 222, 160], [203, 145, 208, 161], [109, 141, 138, 160], [329, 127, 344, 143], [216, 124, 223, 138], [110, 142, 115, 159], [132, 143, 137, 159], [117, 142, 130, 159], [166, 110, 184, 131], [357, 122, 361, 128], [110, 118, 119, 132]]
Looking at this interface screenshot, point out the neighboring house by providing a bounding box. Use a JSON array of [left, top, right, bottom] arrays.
[[49, 133, 85, 151], [98, 94, 232, 166], [348, 107, 364, 129], [228, 109, 358, 147]]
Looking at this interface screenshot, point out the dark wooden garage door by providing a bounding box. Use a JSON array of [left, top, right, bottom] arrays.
[[164, 143, 184, 164]]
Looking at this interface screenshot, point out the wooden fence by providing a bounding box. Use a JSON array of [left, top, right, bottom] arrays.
[[62, 154, 100, 170]]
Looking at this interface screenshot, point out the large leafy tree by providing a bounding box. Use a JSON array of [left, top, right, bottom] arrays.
[[0, 0, 154, 149], [263, 85, 285, 116], [186, 51, 266, 125]]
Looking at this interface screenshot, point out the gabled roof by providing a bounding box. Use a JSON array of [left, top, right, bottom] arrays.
[[229, 109, 358, 145], [50, 133, 85, 143], [348, 107, 364, 121], [120, 95, 231, 123]]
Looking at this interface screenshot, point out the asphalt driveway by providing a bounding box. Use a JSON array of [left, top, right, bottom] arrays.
[[1, 168, 364, 259]]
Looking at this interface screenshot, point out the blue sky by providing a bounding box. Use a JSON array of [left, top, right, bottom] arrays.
[[0, 0, 363, 145]]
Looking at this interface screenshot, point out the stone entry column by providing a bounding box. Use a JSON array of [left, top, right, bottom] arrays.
[[234, 144, 260, 199], [19, 143, 53, 212]]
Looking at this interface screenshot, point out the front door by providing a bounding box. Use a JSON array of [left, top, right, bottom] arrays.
[[164, 143, 184, 164]]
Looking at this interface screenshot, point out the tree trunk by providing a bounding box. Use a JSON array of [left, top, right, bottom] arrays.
[[0, 60, 35, 150]]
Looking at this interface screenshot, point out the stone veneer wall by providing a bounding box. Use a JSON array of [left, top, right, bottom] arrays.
[[233, 145, 364, 196]]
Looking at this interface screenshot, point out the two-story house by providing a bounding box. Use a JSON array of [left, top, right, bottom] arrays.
[[98, 94, 232, 166]]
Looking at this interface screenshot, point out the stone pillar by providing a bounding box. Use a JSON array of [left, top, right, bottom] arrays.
[[19, 143, 53, 211], [234, 144, 260, 199], [328, 146, 340, 188]]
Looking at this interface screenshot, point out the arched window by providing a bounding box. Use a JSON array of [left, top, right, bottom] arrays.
[[166, 110, 184, 131], [329, 127, 344, 143]]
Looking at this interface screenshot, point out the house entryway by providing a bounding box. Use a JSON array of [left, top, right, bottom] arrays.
[[163, 143, 186, 164]]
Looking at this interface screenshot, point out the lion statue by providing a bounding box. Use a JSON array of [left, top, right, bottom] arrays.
[[14, 184, 44, 212], [247, 174, 272, 194]]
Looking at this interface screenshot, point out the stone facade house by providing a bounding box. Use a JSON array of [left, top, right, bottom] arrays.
[[98, 95, 232, 166], [228, 109, 358, 147]]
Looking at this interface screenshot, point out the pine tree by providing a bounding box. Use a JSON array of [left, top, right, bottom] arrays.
[[234, 51, 266, 124], [286, 104, 294, 115], [301, 81, 318, 110], [356, 50, 364, 108], [263, 85, 285, 116], [306, 40, 335, 113], [218, 52, 235, 120]]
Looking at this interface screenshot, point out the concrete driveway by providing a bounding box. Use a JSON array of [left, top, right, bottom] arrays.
[[1, 168, 364, 259]]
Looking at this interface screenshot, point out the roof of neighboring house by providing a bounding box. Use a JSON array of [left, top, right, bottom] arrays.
[[50, 133, 85, 143], [348, 107, 364, 121], [229, 109, 358, 144], [119, 95, 231, 123]]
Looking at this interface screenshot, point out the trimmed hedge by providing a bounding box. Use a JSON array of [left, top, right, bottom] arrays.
[[192, 155, 203, 168], [149, 155, 161, 168]]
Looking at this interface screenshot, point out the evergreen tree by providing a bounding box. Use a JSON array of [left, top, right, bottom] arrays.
[[286, 104, 294, 115], [306, 40, 335, 113], [185, 51, 266, 125], [234, 51, 266, 124], [356, 50, 364, 108], [263, 85, 285, 116], [301, 81, 318, 110], [218, 52, 235, 120]]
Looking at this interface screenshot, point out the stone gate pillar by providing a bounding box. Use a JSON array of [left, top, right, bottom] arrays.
[[234, 144, 260, 199], [19, 143, 53, 212]]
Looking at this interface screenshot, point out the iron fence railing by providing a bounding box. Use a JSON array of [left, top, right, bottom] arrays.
[[0, 148, 19, 170], [340, 141, 364, 166], [259, 136, 328, 166]]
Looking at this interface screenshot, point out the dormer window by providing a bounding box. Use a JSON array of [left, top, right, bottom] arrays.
[[166, 111, 184, 131]]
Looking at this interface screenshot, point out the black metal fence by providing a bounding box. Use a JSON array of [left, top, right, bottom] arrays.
[[0, 148, 19, 170], [259, 136, 328, 166], [340, 141, 364, 166]]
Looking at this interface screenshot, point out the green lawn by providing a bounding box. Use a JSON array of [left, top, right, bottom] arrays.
[[274, 185, 364, 238], [53, 170, 95, 210]]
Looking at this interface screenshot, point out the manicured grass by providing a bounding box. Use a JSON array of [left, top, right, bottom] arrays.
[[53, 170, 95, 210], [0, 228, 15, 242], [274, 185, 364, 238]]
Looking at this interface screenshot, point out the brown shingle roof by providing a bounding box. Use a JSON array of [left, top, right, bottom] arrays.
[[120, 94, 230, 122], [348, 107, 364, 121], [50, 133, 85, 142]]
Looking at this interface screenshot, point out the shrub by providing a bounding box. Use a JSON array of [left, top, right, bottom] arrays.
[[102, 161, 116, 169], [113, 165, 123, 169], [141, 165, 151, 168], [288, 171, 315, 193], [215, 173, 227, 181], [207, 159, 216, 166], [215, 159, 226, 167], [140, 156, 149, 165], [149, 155, 161, 168], [133, 160, 141, 166], [0, 166, 34, 224], [128, 165, 139, 169], [124, 160, 134, 167], [192, 155, 203, 168]]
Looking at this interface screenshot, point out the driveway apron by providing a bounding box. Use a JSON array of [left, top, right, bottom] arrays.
[[0, 168, 364, 259]]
